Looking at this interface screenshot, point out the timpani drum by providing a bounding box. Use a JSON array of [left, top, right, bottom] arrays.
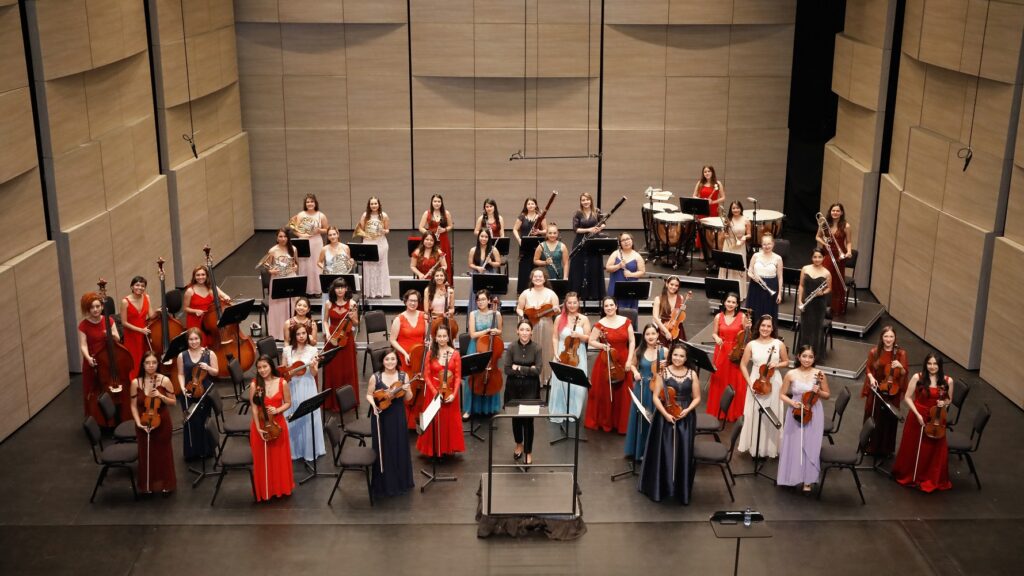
[[698, 217, 726, 251], [654, 212, 693, 248], [744, 209, 785, 239], [642, 201, 679, 253]]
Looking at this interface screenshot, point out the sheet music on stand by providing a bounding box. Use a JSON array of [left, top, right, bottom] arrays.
[[420, 394, 442, 430], [628, 386, 653, 424], [518, 404, 541, 416]]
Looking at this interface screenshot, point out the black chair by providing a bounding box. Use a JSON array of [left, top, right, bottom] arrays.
[[335, 385, 372, 445], [227, 357, 250, 413], [773, 238, 791, 259], [818, 417, 874, 504], [98, 392, 136, 443], [325, 416, 376, 506], [620, 307, 639, 331], [205, 418, 255, 506], [209, 387, 251, 453], [822, 386, 851, 445], [843, 249, 859, 307], [369, 347, 390, 375], [256, 336, 279, 366], [694, 417, 743, 502], [948, 378, 971, 430], [83, 416, 138, 502], [361, 310, 392, 374], [948, 404, 990, 490], [165, 288, 183, 316], [697, 385, 735, 442]]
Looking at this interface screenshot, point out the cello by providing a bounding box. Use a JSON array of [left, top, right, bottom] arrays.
[[146, 258, 184, 387], [200, 246, 257, 377], [407, 310, 433, 411], [94, 279, 134, 401], [471, 297, 504, 396]]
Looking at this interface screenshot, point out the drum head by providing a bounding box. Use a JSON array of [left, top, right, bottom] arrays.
[[654, 212, 693, 223]]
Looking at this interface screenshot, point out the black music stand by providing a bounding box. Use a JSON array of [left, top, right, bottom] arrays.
[[548, 279, 569, 302], [162, 331, 190, 365], [705, 277, 741, 307], [218, 299, 257, 364], [680, 197, 710, 273], [270, 276, 306, 329], [493, 237, 511, 275], [549, 362, 590, 445], [397, 280, 429, 308], [713, 249, 746, 275], [471, 271, 509, 296], [612, 374, 654, 481], [612, 280, 651, 305], [577, 237, 618, 311], [682, 340, 717, 376], [407, 236, 422, 256], [183, 378, 220, 486], [710, 511, 771, 576], [349, 243, 378, 309], [460, 351, 493, 443], [292, 238, 311, 259], [288, 388, 334, 483], [319, 273, 358, 298], [732, 382, 781, 483]]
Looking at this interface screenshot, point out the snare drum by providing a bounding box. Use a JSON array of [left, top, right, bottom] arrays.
[[744, 209, 784, 239], [654, 212, 693, 248], [699, 217, 726, 251]]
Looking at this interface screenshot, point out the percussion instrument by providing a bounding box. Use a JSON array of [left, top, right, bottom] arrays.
[[744, 209, 784, 240], [654, 212, 693, 249], [699, 216, 726, 251]]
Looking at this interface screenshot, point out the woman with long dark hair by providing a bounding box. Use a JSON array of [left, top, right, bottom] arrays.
[[418, 194, 454, 284], [891, 352, 953, 492], [354, 196, 391, 297]]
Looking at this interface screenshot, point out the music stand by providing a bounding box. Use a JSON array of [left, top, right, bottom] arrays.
[[548, 279, 569, 302], [548, 362, 590, 445], [420, 394, 457, 492], [407, 236, 422, 257], [349, 243, 378, 310], [714, 250, 745, 273], [288, 388, 333, 483], [710, 511, 771, 576], [217, 299, 257, 363], [682, 340, 716, 375], [705, 277, 741, 307], [183, 376, 220, 485], [471, 272, 509, 297], [612, 280, 651, 304], [493, 237, 511, 260], [612, 377, 654, 481], [519, 236, 543, 281], [732, 383, 781, 483], [270, 276, 306, 325], [460, 351, 493, 442], [680, 197, 710, 273], [292, 238, 311, 259], [162, 331, 190, 365]]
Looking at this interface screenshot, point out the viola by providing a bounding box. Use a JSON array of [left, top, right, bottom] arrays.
[[523, 303, 556, 326], [663, 290, 693, 341], [139, 382, 162, 430], [373, 380, 406, 411], [471, 297, 504, 396], [253, 380, 282, 440], [792, 371, 823, 426], [200, 246, 257, 377], [924, 385, 947, 440], [728, 308, 751, 365], [185, 361, 206, 398], [407, 311, 433, 411], [752, 346, 776, 396], [878, 344, 903, 396], [94, 279, 134, 398], [146, 258, 184, 387], [557, 315, 582, 367]]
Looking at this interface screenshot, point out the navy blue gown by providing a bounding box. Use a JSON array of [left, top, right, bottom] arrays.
[[370, 373, 415, 497], [178, 349, 216, 461], [638, 370, 697, 504]]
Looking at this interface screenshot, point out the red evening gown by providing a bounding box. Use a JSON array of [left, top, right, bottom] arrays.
[[892, 383, 952, 493], [425, 218, 454, 284], [695, 184, 721, 249], [396, 312, 427, 429], [186, 290, 214, 345], [135, 389, 176, 493], [123, 295, 150, 380], [416, 352, 465, 457], [706, 312, 746, 422], [585, 319, 634, 434], [823, 226, 848, 317], [250, 380, 295, 501], [80, 317, 129, 426], [322, 301, 358, 412], [860, 346, 908, 456]]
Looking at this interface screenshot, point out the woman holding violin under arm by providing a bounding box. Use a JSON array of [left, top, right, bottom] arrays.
[[131, 351, 176, 494], [861, 326, 908, 460], [891, 352, 953, 493], [585, 297, 635, 434], [415, 324, 464, 458]]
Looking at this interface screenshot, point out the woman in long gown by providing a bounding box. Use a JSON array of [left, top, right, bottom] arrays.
[[461, 290, 503, 420], [746, 233, 782, 324], [625, 325, 661, 459], [533, 223, 569, 280], [258, 229, 299, 341], [548, 292, 590, 424], [249, 355, 294, 502], [777, 345, 831, 492], [638, 342, 701, 504], [410, 234, 446, 280], [424, 268, 456, 338], [892, 352, 953, 492], [816, 202, 853, 318], [130, 351, 176, 494], [282, 324, 325, 462], [569, 192, 606, 302], [176, 328, 217, 461], [606, 232, 645, 311], [291, 193, 328, 296], [182, 265, 229, 347], [505, 320, 543, 465], [862, 326, 908, 460], [718, 201, 751, 300], [390, 290, 427, 429], [797, 248, 831, 360], [317, 226, 354, 303], [78, 292, 125, 426], [283, 296, 317, 346], [418, 194, 454, 285], [467, 229, 502, 275], [585, 297, 636, 433], [737, 315, 789, 458], [706, 293, 749, 422], [652, 275, 689, 346], [513, 197, 544, 291], [515, 268, 560, 385], [474, 198, 506, 238], [354, 196, 391, 298], [692, 165, 725, 253], [366, 349, 415, 497], [322, 277, 359, 412], [121, 276, 156, 380], [415, 325, 465, 458]]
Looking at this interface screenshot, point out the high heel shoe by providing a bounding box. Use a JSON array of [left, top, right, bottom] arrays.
[[513, 450, 523, 461], [524, 454, 533, 466]]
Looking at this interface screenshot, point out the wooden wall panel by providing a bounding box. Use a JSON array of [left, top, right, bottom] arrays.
[[0, 171, 48, 264], [904, 127, 949, 208], [1008, 164, 1024, 244], [918, 0, 968, 71], [11, 243, 67, 414], [0, 88, 37, 184], [728, 25, 794, 77], [666, 25, 730, 76], [668, 0, 732, 24], [604, 25, 667, 78], [49, 143, 105, 230], [726, 76, 790, 130], [0, 265, 28, 442], [537, 78, 596, 129], [732, 0, 796, 24], [849, 37, 887, 110], [942, 147, 1006, 230], [278, 0, 344, 24], [967, 78, 1016, 159], [347, 74, 410, 129], [605, 0, 669, 25], [412, 78, 475, 128], [920, 65, 968, 142], [344, 0, 406, 24], [62, 212, 117, 320], [979, 0, 1024, 83], [832, 98, 882, 170], [0, 4, 27, 92], [870, 174, 902, 307], [832, 34, 854, 100], [888, 193, 939, 335], [844, 0, 895, 49], [903, 0, 924, 59], [27, 0, 93, 80], [413, 129, 475, 181], [475, 23, 526, 78], [280, 23, 345, 76], [170, 157, 210, 262], [228, 133, 255, 247], [980, 238, 1024, 408]]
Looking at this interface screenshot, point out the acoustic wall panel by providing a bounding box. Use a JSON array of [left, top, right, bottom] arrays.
[[870, 174, 902, 308], [0, 264, 27, 442], [888, 192, 939, 335], [980, 238, 1024, 408]]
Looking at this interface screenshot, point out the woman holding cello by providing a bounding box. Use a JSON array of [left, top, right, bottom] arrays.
[[365, 348, 415, 497], [130, 351, 176, 494], [78, 292, 127, 426], [548, 292, 590, 424], [120, 276, 157, 380], [249, 354, 294, 502], [176, 328, 217, 461], [737, 315, 788, 458], [182, 265, 230, 346], [461, 290, 503, 420], [415, 324, 464, 458], [862, 326, 908, 460], [390, 290, 427, 429], [322, 277, 359, 412], [638, 342, 701, 504], [892, 352, 953, 492], [706, 293, 749, 423], [585, 297, 635, 434], [504, 320, 543, 465], [777, 345, 830, 492]]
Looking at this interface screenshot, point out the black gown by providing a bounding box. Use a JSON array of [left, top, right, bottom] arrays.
[[568, 211, 606, 301], [638, 371, 696, 504], [515, 215, 539, 292], [178, 349, 216, 460], [369, 373, 415, 497], [797, 275, 828, 359]]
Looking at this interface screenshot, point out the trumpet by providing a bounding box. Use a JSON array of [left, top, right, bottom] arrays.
[[799, 279, 827, 312], [753, 275, 777, 297]]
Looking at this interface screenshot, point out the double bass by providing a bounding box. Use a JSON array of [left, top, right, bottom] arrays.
[[200, 246, 256, 377], [94, 279, 134, 399], [145, 258, 184, 387], [471, 297, 504, 396]]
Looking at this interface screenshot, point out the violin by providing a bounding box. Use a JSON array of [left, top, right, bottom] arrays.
[[663, 290, 693, 342], [438, 350, 456, 402], [878, 344, 903, 396], [657, 348, 683, 419], [471, 297, 504, 396], [373, 379, 406, 411], [185, 360, 206, 398], [752, 346, 776, 396], [277, 351, 324, 382], [253, 379, 282, 440], [94, 279, 134, 397], [139, 379, 162, 430], [200, 246, 257, 377], [145, 258, 184, 387], [557, 315, 582, 367], [598, 327, 626, 385], [407, 311, 433, 410], [792, 371, 823, 425], [429, 283, 459, 339], [523, 302, 556, 326], [728, 308, 751, 365], [322, 302, 354, 353], [924, 384, 948, 440]]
